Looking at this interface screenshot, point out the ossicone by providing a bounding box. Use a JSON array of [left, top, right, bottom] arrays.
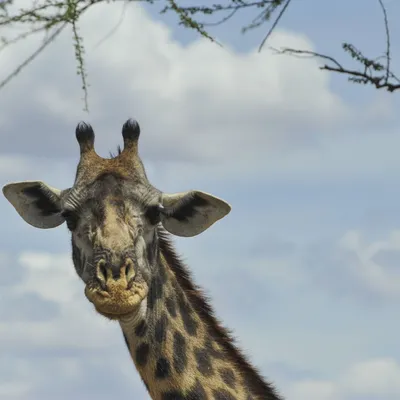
[[122, 118, 140, 151], [76, 122, 95, 154]]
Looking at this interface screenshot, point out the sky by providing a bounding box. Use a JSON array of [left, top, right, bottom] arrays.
[[1, 0, 400, 399]]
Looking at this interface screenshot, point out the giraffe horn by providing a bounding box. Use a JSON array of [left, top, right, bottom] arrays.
[[121, 118, 140, 153], [75, 122, 96, 155]]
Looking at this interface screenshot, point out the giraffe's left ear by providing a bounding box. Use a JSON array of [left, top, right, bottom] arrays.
[[2, 181, 64, 229], [160, 191, 231, 237]]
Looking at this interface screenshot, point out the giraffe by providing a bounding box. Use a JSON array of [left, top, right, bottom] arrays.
[[3, 119, 283, 400]]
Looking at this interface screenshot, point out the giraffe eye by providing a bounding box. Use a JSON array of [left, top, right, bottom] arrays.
[[144, 205, 160, 225], [61, 210, 79, 231]]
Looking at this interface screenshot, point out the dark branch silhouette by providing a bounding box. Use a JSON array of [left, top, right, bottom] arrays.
[[1, 0, 398, 111], [271, 0, 399, 93], [272, 47, 400, 93], [258, 0, 292, 52]]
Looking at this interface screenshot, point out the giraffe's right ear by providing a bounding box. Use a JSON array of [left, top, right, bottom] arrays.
[[2, 181, 65, 229]]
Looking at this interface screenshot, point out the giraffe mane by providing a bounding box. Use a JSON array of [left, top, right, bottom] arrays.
[[108, 145, 123, 159], [157, 227, 283, 400]]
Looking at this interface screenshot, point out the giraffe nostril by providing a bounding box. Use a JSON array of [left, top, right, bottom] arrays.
[[125, 258, 136, 289], [96, 259, 108, 290]]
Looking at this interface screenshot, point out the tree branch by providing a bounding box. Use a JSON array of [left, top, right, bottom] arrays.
[[258, 0, 292, 52], [273, 47, 400, 92], [0, 22, 68, 90], [378, 0, 391, 85], [1, 0, 399, 113], [270, 0, 400, 92]]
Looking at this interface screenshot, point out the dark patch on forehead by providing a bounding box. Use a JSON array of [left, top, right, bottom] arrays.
[[92, 201, 106, 224], [96, 171, 127, 185], [108, 197, 126, 215], [82, 172, 127, 199], [92, 174, 125, 201], [71, 171, 159, 225], [72, 173, 129, 226], [73, 172, 126, 208]]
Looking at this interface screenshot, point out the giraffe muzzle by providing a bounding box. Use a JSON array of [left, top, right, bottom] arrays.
[[95, 258, 136, 291], [84, 257, 148, 319]]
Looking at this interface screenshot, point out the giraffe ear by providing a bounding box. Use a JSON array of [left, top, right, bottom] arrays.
[[160, 191, 231, 237], [2, 181, 64, 229]]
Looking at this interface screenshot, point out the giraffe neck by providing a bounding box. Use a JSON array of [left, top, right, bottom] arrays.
[[119, 234, 282, 400]]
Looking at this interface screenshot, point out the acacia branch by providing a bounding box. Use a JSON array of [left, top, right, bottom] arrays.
[[1, 0, 399, 114], [0, 0, 290, 111], [273, 47, 400, 92], [199, 8, 238, 27], [0, 22, 68, 90], [258, 0, 292, 52], [270, 0, 399, 93], [378, 0, 390, 84]]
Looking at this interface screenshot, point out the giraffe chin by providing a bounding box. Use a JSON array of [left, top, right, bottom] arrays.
[[84, 280, 148, 321]]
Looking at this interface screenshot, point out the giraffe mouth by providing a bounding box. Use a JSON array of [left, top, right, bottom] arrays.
[[84, 279, 148, 320]]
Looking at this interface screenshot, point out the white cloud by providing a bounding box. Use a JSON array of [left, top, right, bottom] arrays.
[[288, 380, 338, 400], [1, 2, 400, 399], [0, 1, 355, 166], [0, 381, 31, 399], [338, 230, 400, 298], [343, 358, 400, 397], [17, 252, 78, 302], [302, 229, 400, 302], [287, 358, 400, 400], [0, 1, 398, 191], [0, 252, 118, 350], [0, 250, 146, 399]]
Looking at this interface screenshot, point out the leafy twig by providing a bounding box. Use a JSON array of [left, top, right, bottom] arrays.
[[273, 47, 400, 92], [165, 0, 221, 46], [0, 22, 67, 90], [258, 0, 291, 52], [71, 19, 89, 111]]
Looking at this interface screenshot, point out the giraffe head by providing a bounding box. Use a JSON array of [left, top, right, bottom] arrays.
[[3, 119, 231, 320]]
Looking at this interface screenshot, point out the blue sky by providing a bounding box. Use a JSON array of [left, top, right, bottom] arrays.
[[1, 1, 400, 399]]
